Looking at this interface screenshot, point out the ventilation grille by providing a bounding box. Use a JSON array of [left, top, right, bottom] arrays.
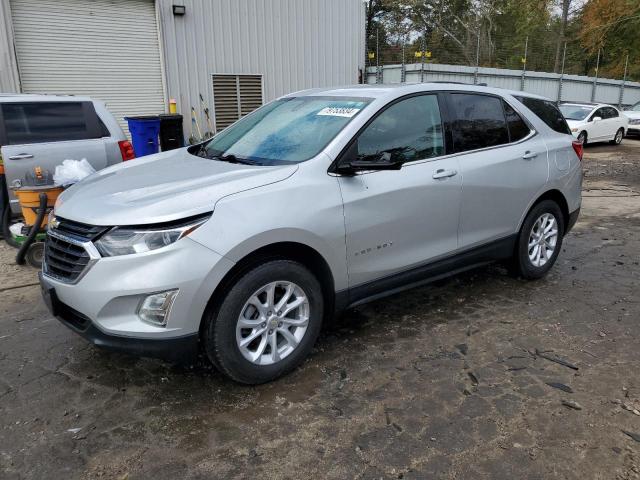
[[212, 74, 263, 132]]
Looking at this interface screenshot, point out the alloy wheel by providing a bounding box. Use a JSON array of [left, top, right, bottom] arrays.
[[528, 213, 559, 267], [235, 281, 310, 365], [615, 129, 623, 144]]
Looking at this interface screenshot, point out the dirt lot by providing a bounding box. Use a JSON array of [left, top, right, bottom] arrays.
[[1, 140, 640, 480]]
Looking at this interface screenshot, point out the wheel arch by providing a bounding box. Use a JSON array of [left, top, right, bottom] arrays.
[[199, 241, 337, 337], [522, 189, 570, 233]]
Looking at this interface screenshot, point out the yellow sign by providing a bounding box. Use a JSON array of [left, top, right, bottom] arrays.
[[426, 51, 432, 58], [415, 51, 423, 58], [368, 52, 375, 59], [521, 57, 526, 64]]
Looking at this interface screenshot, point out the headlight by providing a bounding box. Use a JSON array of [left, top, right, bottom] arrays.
[[95, 214, 210, 257], [630, 119, 640, 125]]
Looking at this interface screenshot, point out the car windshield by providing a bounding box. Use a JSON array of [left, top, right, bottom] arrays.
[[198, 96, 371, 165], [559, 105, 593, 121], [629, 102, 640, 112]]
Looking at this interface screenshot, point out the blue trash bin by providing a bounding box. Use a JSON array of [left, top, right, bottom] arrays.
[[124, 116, 161, 157]]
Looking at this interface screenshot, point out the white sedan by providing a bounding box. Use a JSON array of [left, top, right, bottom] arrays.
[[623, 101, 640, 137], [559, 103, 629, 145]]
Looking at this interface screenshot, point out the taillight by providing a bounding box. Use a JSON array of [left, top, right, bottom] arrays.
[[572, 140, 583, 162], [118, 140, 135, 161]]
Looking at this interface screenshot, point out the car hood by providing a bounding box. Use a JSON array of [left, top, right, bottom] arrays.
[[624, 111, 640, 120], [54, 148, 298, 225]]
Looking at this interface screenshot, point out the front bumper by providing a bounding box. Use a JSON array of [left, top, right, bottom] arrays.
[[40, 275, 199, 362], [40, 236, 235, 362], [627, 127, 640, 136]]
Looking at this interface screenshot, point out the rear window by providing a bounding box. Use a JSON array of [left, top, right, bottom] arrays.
[[449, 93, 510, 152], [516, 97, 571, 135], [1, 102, 101, 145]]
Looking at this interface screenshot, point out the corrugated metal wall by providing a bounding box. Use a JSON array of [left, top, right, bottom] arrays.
[[9, 0, 166, 135], [157, 0, 366, 138], [366, 63, 640, 107], [0, 0, 20, 93]]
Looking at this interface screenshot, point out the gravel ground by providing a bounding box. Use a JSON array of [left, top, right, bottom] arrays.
[[1, 140, 640, 480]]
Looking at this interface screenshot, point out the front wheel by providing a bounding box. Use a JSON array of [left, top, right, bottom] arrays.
[[203, 259, 324, 384], [512, 200, 564, 280], [610, 128, 624, 145]]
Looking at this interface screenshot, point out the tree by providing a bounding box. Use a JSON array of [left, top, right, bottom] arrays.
[[579, 0, 640, 78], [553, 0, 573, 72]]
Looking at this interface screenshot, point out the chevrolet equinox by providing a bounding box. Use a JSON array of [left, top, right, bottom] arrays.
[[40, 84, 582, 384]]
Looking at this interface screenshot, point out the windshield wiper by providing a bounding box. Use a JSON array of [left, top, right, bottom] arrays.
[[210, 153, 259, 165]]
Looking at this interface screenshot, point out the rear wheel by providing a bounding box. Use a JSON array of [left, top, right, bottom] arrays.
[[610, 127, 624, 145], [577, 131, 588, 145], [203, 259, 323, 384], [512, 200, 564, 280]]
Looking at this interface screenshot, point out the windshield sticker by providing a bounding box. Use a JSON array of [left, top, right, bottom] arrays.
[[317, 107, 361, 118]]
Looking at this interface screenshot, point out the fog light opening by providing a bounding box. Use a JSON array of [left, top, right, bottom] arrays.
[[137, 289, 179, 327]]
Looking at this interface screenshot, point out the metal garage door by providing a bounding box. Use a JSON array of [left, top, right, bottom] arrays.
[[10, 0, 165, 135]]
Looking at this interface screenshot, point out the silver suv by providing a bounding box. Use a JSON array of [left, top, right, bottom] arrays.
[[1, 94, 132, 216], [39, 84, 582, 384]]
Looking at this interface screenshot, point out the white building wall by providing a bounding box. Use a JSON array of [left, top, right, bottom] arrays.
[[157, 0, 366, 136]]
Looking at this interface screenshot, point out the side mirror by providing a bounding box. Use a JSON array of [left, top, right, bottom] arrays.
[[336, 149, 403, 175], [592, 116, 602, 122]]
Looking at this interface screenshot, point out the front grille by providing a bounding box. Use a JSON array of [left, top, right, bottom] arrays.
[[44, 235, 91, 282], [56, 298, 91, 331], [54, 217, 108, 242], [43, 217, 107, 283]]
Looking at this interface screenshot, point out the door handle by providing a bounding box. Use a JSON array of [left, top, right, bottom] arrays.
[[522, 151, 538, 160], [432, 168, 458, 179], [8, 153, 34, 160]]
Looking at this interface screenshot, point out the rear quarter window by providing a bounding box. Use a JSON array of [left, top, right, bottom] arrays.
[[1, 102, 102, 145], [515, 96, 571, 135]]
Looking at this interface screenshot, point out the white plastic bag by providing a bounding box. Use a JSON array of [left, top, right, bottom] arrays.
[[53, 159, 96, 186]]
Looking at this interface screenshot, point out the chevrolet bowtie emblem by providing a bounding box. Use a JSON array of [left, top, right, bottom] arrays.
[[48, 215, 60, 230]]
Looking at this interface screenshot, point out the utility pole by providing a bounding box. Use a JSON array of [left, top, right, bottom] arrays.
[[557, 42, 567, 104], [376, 28, 381, 84], [520, 36, 528, 91], [420, 34, 426, 83], [474, 32, 480, 85], [401, 36, 406, 83], [591, 49, 600, 102], [618, 54, 629, 108]]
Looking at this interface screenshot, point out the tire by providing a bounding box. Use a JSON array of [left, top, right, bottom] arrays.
[[610, 127, 624, 145], [512, 200, 565, 280], [203, 259, 324, 384], [26, 242, 45, 268], [577, 131, 588, 146]]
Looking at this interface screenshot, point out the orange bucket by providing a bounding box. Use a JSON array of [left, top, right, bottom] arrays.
[[14, 185, 64, 228]]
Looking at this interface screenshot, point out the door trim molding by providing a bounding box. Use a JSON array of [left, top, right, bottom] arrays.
[[335, 234, 517, 311]]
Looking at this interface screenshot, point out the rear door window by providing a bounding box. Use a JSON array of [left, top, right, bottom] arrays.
[[503, 101, 531, 142], [516, 96, 571, 135], [449, 93, 510, 152], [357, 94, 444, 164], [1, 102, 101, 145]]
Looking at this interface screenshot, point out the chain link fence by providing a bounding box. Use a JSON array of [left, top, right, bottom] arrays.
[[365, 31, 640, 108]]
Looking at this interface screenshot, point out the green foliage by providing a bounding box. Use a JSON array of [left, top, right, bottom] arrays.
[[366, 0, 640, 81]]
